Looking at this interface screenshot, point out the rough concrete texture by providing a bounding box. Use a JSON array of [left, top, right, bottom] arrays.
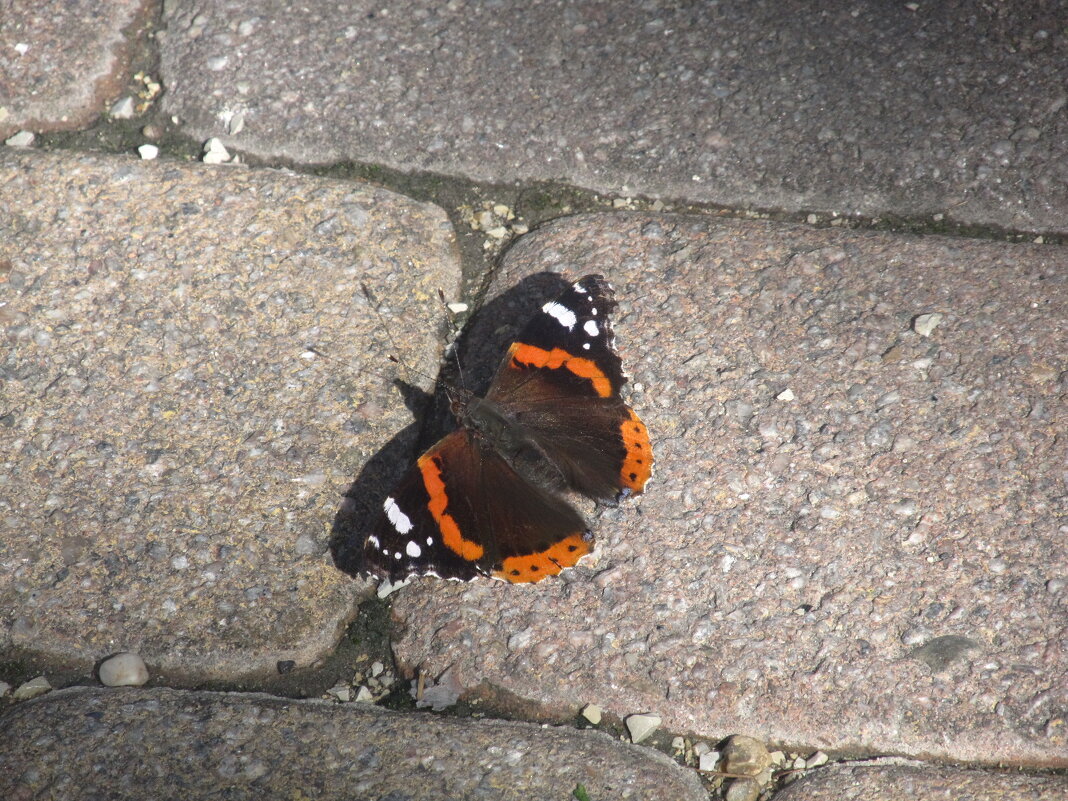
[[390, 214, 1067, 767], [0, 0, 154, 138], [159, 0, 1068, 234], [0, 150, 460, 680], [775, 760, 1068, 801], [0, 687, 709, 801]]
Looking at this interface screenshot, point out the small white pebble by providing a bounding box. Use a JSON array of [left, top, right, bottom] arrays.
[[699, 750, 721, 772], [370, 661, 384, 678], [227, 113, 245, 135], [446, 302, 468, 314], [15, 43, 30, 55], [624, 713, 661, 743], [354, 685, 374, 702], [99, 652, 150, 687], [5, 130, 35, 147], [582, 704, 602, 725], [110, 96, 136, 119], [202, 137, 230, 164], [805, 750, 829, 769], [913, 312, 944, 337], [13, 676, 52, 700], [776, 388, 795, 401], [138, 144, 159, 160]]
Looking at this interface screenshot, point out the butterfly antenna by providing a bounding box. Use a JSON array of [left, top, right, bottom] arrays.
[[361, 281, 421, 386]]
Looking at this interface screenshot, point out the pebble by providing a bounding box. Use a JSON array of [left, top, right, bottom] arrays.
[[722, 734, 771, 777], [805, 750, 829, 768], [5, 130, 35, 147], [0, 681, 10, 697], [13, 676, 52, 700], [110, 96, 136, 119], [725, 778, 760, 801], [370, 661, 384, 678], [202, 137, 231, 164], [354, 686, 374, 702], [327, 684, 352, 702], [138, 144, 159, 160], [776, 388, 795, 401], [446, 302, 469, 314], [624, 713, 661, 743], [581, 704, 602, 725], [99, 652, 150, 687], [912, 312, 944, 337], [698, 750, 720, 772]]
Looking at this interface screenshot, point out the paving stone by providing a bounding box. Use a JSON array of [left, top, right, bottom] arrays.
[[775, 760, 1068, 801], [389, 213, 1068, 767], [159, 1, 1068, 233], [0, 687, 708, 801], [0, 150, 459, 680], [0, 0, 154, 138]]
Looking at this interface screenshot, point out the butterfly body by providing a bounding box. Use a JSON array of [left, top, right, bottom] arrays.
[[361, 275, 653, 584]]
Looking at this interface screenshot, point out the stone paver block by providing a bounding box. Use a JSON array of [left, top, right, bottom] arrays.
[[160, 1, 1068, 233], [0, 687, 709, 801], [776, 760, 1068, 801], [0, 0, 154, 138], [389, 214, 1067, 767], [0, 150, 459, 680]]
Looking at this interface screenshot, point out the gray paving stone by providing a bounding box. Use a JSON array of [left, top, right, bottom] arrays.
[[389, 213, 1068, 767], [775, 760, 1068, 801], [0, 0, 154, 138], [0, 150, 459, 680], [159, 1, 1068, 234], [0, 686, 709, 801]]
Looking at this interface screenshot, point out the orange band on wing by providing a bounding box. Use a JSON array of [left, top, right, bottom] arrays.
[[418, 453, 485, 561], [620, 408, 653, 493], [494, 533, 591, 583], [509, 343, 613, 398]]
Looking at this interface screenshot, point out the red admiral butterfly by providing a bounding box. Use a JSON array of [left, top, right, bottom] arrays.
[[361, 275, 653, 583]]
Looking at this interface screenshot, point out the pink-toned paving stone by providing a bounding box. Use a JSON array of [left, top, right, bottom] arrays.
[[388, 213, 1067, 767], [0, 687, 709, 801], [0, 150, 459, 680]]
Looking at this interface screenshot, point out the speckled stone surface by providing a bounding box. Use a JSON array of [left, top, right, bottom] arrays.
[[0, 0, 153, 138], [390, 214, 1068, 767], [0, 687, 709, 801], [159, 0, 1068, 233], [0, 150, 459, 680], [775, 760, 1068, 800]]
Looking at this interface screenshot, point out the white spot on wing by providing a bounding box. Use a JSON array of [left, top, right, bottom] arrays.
[[384, 496, 413, 534], [367, 535, 380, 550], [582, 342, 590, 350], [542, 301, 577, 330], [426, 536, 434, 545], [583, 319, 599, 337], [406, 540, 422, 558]]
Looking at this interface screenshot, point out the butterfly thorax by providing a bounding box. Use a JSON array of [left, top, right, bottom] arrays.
[[452, 390, 568, 494]]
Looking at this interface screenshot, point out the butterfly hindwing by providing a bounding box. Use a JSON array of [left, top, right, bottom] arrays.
[[363, 429, 593, 583]]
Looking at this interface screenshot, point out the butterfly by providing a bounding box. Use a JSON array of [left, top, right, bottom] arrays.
[[359, 274, 653, 583]]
